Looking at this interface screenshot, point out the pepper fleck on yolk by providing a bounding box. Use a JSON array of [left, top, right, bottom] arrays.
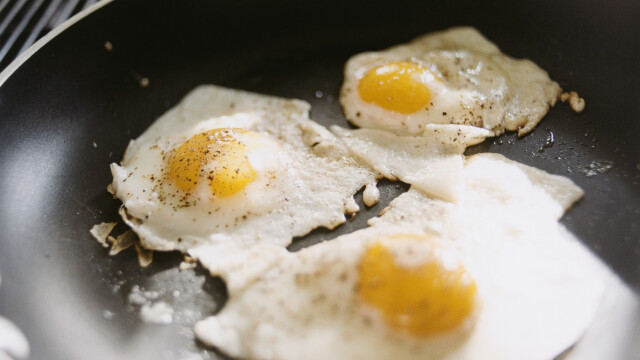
[[167, 129, 257, 197], [357, 237, 477, 337], [358, 61, 433, 114]]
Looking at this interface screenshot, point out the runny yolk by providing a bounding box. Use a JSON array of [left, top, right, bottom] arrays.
[[357, 237, 477, 337], [166, 128, 257, 197], [358, 61, 433, 114]]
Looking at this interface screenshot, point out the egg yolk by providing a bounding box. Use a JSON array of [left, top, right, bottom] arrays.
[[358, 61, 433, 114], [167, 129, 257, 197], [357, 236, 476, 337]]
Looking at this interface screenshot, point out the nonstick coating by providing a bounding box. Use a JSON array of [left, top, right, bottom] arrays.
[[0, 0, 638, 359]]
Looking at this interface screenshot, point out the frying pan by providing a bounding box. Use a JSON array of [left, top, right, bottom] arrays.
[[0, 0, 639, 359]]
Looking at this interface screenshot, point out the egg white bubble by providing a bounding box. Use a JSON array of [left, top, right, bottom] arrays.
[[194, 153, 615, 360], [110, 85, 378, 255], [340, 27, 562, 136]]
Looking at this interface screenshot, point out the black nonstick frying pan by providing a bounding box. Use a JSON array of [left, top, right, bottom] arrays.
[[0, 0, 639, 359]]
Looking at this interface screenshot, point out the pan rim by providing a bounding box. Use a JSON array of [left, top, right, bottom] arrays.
[[0, 0, 114, 88]]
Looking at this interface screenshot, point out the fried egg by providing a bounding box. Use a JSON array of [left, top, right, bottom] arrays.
[[331, 124, 491, 202], [195, 229, 479, 360], [110, 85, 377, 254], [194, 153, 607, 360], [340, 27, 562, 136]]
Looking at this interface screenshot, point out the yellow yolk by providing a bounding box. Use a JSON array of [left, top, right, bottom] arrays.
[[358, 61, 433, 114], [357, 237, 477, 337], [167, 129, 257, 197]]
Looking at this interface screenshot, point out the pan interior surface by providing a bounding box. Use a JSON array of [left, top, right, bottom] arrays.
[[0, 0, 638, 359]]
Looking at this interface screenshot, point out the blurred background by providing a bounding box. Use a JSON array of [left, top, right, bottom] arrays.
[[0, 0, 99, 70]]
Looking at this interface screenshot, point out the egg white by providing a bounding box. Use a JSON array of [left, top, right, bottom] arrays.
[[331, 124, 491, 202]]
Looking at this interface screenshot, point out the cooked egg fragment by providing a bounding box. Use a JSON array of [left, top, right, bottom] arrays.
[[331, 124, 491, 201], [110, 85, 377, 254], [340, 27, 562, 136], [194, 153, 607, 360], [371, 153, 585, 229]]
